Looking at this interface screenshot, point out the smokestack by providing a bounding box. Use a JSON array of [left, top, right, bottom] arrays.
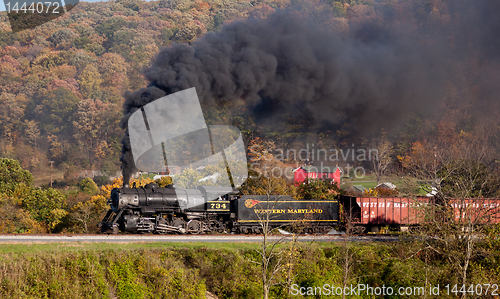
[[121, 133, 135, 187]]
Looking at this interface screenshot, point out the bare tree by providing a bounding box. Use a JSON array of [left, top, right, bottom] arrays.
[[338, 197, 366, 299], [400, 132, 496, 199], [245, 175, 304, 299], [341, 206, 355, 299], [71, 203, 94, 233], [371, 138, 393, 185], [401, 133, 500, 295], [256, 204, 285, 299], [71, 197, 106, 234]]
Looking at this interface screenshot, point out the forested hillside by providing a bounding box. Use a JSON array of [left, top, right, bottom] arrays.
[[0, 0, 498, 185], [0, 0, 296, 180]]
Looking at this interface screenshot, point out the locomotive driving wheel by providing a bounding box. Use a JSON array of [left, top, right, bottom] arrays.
[[210, 220, 225, 233], [187, 220, 202, 234], [172, 218, 186, 234]]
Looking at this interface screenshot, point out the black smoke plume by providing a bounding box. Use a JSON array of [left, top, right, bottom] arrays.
[[120, 0, 500, 184]]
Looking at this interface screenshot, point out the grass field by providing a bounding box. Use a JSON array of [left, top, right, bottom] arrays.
[[33, 170, 66, 187], [341, 174, 430, 196], [0, 240, 356, 254], [0, 239, 498, 298], [0, 241, 266, 254]]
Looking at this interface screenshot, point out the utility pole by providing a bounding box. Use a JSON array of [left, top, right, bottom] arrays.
[[49, 161, 54, 188]]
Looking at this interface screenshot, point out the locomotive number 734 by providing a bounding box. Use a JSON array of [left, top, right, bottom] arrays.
[[207, 200, 230, 212]]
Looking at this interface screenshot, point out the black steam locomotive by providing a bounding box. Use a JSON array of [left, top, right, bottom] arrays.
[[99, 183, 339, 234]]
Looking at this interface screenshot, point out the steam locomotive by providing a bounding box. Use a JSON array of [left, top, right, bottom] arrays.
[[98, 183, 339, 234], [99, 184, 500, 234]]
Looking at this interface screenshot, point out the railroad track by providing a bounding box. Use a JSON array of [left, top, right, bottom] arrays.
[[0, 234, 399, 243]]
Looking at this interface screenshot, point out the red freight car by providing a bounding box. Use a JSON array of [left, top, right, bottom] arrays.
[[340, 196, 500, 233], [449, 198, 500, 224], [356, 197, 429, 225], [342, 197, 430, 232]]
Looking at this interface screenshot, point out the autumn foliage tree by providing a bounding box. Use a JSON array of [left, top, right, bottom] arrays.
[[72, 98, 112, 163], [77, 64, 102, 99], [0, 158, 67, 233]]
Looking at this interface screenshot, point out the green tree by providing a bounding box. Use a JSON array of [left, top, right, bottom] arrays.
[[105, 29, 136, 49], [0, 158, 33, 194], [79, 178, 99, 195], [119, 0, 143, 11], [96, 17, 126, 39], [84, 43, 106, 56], [70, 195, 106, 233], [296, 179, 341, 200], [70, 52, 97, 72], [21, 188, 67, 232], [72, 36, 92, 49], [172, 21, 205, 43], [155, 176, 173, 187], [240, 172, 295, 197], [173, 168, 203, 188], [160, 28, 174, 45], [0, 201, 44, 233], [0, 159, 69, 232], [48, 28, 79, 48]]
